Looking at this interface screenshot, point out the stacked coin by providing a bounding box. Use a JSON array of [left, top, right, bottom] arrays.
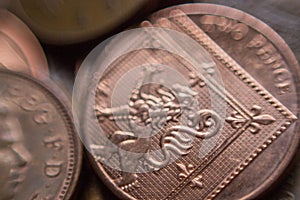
[[0, 8, 82, 200], [7, 0, 159, 45]]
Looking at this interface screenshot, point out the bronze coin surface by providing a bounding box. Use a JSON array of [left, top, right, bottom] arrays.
[[8, 0, 153, 45], [74, 3, 300, 200], [0, 9, 49, 79], [0, 69, 81, 199]]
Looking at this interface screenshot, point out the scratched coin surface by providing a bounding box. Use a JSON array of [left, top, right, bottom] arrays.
[[0, 9, 49, 79], [0, 69, 81, 199], [74, 4, 300, 200], [8, 0, 153, 44]]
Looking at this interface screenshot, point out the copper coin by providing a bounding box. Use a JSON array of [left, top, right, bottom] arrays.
[[0, 9, 49, 79], [74, 3, 299, 200], [8, 0, 156, 45], [0, 69, 81, 199]]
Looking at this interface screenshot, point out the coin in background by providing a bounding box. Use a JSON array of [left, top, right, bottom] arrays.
[[0, 69, 81, 199], [0, 9, 49, 79], [8, 0, 156, 45]]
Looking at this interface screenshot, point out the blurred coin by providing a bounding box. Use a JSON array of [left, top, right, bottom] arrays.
[[0, 9, 49, 79], [8, 0, 156, 45], [0, 69, 81, 199], [74, 4, 300, 200]]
